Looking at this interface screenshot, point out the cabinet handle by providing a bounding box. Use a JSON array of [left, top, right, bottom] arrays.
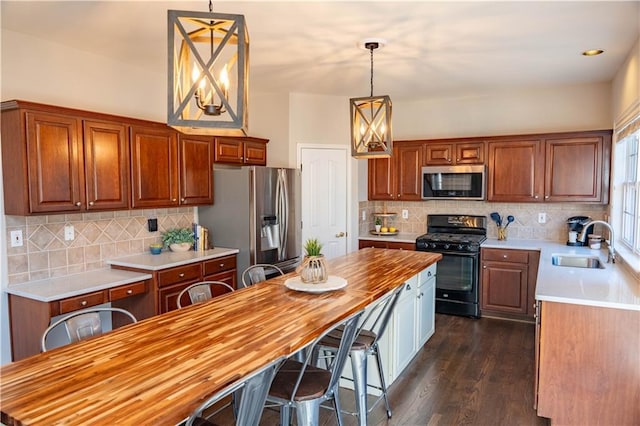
[[81, 300, 87, 306], [179, 273, 185, 278], [427, 271, 432, 277], [88, 201, 94, 206], [406, 284, 412, 290], [75, 202, 82, 207], [127, 289, 133, 295]]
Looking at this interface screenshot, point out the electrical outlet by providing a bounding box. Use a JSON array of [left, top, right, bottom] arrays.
[[64, 225, 75, 241], [10, 230, 23, 247], [402, 209, 409, 219], [538, 213, 547, 224], [148, 218, 158, 232]]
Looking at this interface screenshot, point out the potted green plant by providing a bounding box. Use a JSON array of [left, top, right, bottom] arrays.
[[375, 217, 382, 233], [161, 228, 195, 252], [296, 238, 328, 283]]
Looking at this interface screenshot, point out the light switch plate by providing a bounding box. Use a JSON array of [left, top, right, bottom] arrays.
[[538, 213, 547, 224], [402, 209, 409, 219]]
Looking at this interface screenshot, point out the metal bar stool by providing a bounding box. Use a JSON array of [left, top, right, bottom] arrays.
[[41, 307, 137, 352], [317, 284, 404, 425], [241, 264, 284, 287], [266, 310, 363, 426], [176, 281, 235, 308]]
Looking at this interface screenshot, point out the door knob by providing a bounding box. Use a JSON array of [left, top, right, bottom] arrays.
[[335, 231, 345, 237]]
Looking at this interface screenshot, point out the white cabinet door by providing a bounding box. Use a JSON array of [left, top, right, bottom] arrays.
[[393, 279, 418, 377], [417, 266, 436, 347]]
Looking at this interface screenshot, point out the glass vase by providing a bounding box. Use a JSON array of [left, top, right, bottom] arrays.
[[296, 255, 328, 283]]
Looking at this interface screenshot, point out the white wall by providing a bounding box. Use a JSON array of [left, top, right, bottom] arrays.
[[612, 37, 640, 122]]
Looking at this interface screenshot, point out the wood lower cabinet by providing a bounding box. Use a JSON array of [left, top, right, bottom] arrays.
[[1, 101, 130, 214], [111, 254, 237, 315], [368, 142, 424, 200], [214, 136, 268, 165], [359, 239, 415, 250], [535, 301, 640, 424], [487, 130, 611, 203], [480, 248, 539, 320], [8, 279, 150, 361]]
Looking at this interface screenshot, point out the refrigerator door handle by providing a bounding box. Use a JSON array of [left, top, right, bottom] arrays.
[[275, 169, 289, 261]]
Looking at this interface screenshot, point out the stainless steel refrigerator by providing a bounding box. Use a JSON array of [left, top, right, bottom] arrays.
[[198, 166, 302, 283]]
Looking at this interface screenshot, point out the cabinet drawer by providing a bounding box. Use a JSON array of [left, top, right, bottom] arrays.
[[59, 291, 107, 314], [482, 248, 529, 264], [157, 264, 202, 287], [203, 255, 236, 276], [109, 280, 147, 301], [387, 242, 415, 251]]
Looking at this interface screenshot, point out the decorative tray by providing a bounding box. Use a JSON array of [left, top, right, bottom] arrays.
[[369, 230, 399, 236], [284, 275, 347, 293]]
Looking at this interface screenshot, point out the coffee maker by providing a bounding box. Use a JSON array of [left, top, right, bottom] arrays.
[[566, 216, 594, 246]]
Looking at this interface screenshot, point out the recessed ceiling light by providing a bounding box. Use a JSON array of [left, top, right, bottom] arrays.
[[582, 49, 604, 56]]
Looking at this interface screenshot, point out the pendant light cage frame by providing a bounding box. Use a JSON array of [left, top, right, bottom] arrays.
[[350, 41, 393, 158], [167, 9, 249, 136]]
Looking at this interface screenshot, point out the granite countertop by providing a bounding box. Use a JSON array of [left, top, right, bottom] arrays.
[[5, 269, 152, 302], [106, 247, 239, 270], [358, 232, 422, 244], [482, 239, 640, 311]]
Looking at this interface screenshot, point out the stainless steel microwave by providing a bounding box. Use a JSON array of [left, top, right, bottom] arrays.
[[421, 165, 485, 200]]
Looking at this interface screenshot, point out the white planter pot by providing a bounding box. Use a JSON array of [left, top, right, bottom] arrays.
[[169, 242, 192, 252]]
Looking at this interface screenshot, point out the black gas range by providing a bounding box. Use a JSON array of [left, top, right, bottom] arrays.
[[415, 215, 487, 318]]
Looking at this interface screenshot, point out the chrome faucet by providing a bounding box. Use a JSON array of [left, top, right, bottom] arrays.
[[578, 220, 616, 263]]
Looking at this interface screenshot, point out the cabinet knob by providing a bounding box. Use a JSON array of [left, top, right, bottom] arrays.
[[88, 201, 94, 206], [406, 284, 412, 290], [534, 195, 539, 199], [456, 158, 461, 162], [483, 265, 487, 269], [427, 271, 432, 277], [448, 158, 452, 163], [172, 198, 177, 202], [81, 300, 87, 306], [75, 202, 82, 207], [181, 198, 186, 203], [219, 263, 225, 267], [179, 273, 185, 278], [503, 254, 508, 259], [544, 195, 549, 199], [127, 289, 133, 294]]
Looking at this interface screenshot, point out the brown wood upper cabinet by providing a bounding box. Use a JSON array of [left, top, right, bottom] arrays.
[[130, 125, 179, 208], [178, 135, 213, 205], [487, 130, 611, 203], [1, 101, 130, 214], [214, 136, 268, 165], [424, 140, 484, 165], [368, 142, 424, 200]]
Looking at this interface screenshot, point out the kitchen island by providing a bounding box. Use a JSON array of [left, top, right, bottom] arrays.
[[0, 248, 441, 426]]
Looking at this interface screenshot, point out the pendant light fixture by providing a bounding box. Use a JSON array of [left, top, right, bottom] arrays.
[[350, 39, 393, 158], [167, 0, 249, 135]]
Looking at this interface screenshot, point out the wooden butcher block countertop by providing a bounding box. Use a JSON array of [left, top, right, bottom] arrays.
[[0, 248, 441, 426]]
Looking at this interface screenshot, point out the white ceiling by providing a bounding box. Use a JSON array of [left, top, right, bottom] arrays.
[[1, 1, 639, 101]]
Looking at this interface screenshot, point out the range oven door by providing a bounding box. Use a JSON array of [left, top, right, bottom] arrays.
[[432, 251, 479, 304]]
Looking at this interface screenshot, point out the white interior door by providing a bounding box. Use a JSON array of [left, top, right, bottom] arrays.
[[300, 148, 347, 259]]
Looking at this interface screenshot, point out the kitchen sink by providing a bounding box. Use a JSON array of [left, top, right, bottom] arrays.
[[551, 254, 604, 269]]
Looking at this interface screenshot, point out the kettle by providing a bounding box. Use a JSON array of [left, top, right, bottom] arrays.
[[566, 216, 593, 246]]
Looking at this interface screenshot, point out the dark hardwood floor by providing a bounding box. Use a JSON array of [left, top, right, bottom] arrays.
[[209, 314, 550, 425]]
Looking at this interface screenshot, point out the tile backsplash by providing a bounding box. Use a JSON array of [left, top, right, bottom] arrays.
[[5, 208, 195, 284], [359, 200, 609, 242]]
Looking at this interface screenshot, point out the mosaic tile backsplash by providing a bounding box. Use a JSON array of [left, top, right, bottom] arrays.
[[5, 208, 195, 284], [359, 200, 609, 241]]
